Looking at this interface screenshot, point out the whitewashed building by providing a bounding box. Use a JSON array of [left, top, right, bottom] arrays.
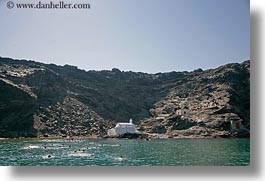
[[108, 119, 136, 136]]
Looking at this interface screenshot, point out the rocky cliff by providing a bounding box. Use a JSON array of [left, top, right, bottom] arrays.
[[0, 57, 250, 138], [138, 61, 250, 138]]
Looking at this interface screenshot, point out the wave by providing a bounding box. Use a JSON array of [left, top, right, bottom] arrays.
[[42, 155, 54, 159], [21, 145, 40, 149], [114, 156, 126, 161], [102, 144, 121, 147], [68, 153, 94, 157]]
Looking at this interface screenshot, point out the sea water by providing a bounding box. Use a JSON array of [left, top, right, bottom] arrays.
[[0, 138, 250, 166]]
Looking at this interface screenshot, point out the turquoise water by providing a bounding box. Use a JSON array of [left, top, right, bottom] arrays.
[[0, 138, 250, 166]]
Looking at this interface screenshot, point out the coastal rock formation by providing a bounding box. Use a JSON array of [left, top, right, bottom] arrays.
[[0, 78, 37, 138], [34, 97, 115, 137], [138, 61, 250, 138], [0, 57, 250, 138]]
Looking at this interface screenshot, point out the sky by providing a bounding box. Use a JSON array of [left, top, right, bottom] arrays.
[[0, 0, 250, 73]]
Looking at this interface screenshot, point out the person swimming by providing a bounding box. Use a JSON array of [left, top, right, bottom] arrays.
[[118, 156, 125, 161]]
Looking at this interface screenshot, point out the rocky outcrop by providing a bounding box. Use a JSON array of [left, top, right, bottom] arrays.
[[138, 61, 250, 138], [0, 57, 250, 138], [0, 79, 37, 138], [33, 97, 115, 137]]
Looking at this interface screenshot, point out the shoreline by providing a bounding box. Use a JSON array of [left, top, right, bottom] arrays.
[[0, 135, 250, 141]]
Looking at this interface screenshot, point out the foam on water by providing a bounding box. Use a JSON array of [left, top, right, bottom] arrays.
[[110, 144, 121, 147], [41, 139, 63, 142], [42, 155, 55, 159], [115, 157, 126, 161], [102, 143, 121, 147], [21, 145, 40, 149], [85, 146, 97, 150], [68, 152, 94, 157], [43, 146, 69, 150]]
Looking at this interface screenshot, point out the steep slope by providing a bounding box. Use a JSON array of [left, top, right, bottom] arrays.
[[0, 79, 37, 137], [138, 61, 250, 138], [0, 57, 250, 138]]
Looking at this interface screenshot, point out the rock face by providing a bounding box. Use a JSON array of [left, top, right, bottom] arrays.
[[0, 57, 250, 138], [33, 97, 115, 137], [0, 79, 37, 138], [138, 61, 250, 138]]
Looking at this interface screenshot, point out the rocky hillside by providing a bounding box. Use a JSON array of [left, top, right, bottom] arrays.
[[138, 61, 250, 138], [0, 57, 250, 138]]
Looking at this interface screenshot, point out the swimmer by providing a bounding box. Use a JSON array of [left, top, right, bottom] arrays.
[[47, 154, 51, 158], [118, 156, 125, 161]]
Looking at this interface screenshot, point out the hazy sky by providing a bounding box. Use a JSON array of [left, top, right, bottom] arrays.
[[0, 0, 249, 73]]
